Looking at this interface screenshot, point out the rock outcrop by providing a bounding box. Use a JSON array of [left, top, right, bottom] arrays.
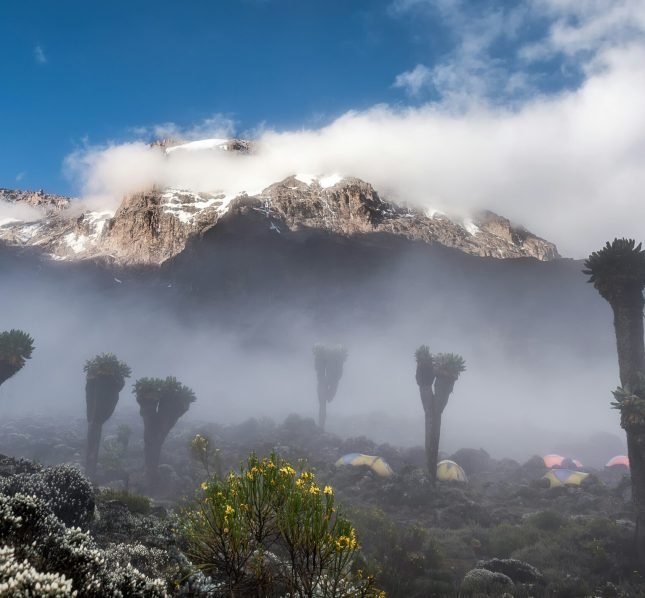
[[0, 171, 559, 265]]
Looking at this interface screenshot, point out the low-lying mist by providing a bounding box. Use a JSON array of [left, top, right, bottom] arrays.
[[0, 241, 625, 467]]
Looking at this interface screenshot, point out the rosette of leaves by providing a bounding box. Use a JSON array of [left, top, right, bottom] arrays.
[[583, 239, 645, 303], [313, 343, 348, 430], [84, 353, 131, 481], [612, 377, 645, 433], [0, 329, 34, 387], [134, 376, 196, 493], [433, 353, 466, 405]]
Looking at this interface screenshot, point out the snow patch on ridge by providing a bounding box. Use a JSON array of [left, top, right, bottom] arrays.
[[295, 174, 344, 189], [166, 139, 229, 154], [463, 219, 481, 236], [160, 188, 237, 225], [85, 211, 114, 236], [64, 233, 89, 254]]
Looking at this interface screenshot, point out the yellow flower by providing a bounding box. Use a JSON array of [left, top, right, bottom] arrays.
[[295, 479, 305, 488], [309, 484, 320, 495], [224, 504, 235, 515], [200, 482, 208, 491], [323, 485, 333, 495], [279, 465, 296, 476]]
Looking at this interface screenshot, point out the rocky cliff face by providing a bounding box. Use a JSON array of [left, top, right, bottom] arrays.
[[0, 188, 70, 212], [259, 176, 558, 261], [0, 172, 558, 265]]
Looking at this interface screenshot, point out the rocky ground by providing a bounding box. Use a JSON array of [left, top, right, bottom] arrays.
[[0, 413, 641, 597]]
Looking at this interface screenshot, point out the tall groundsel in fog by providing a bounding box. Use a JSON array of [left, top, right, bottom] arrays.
[[134, 376, 196, 493], [584, 238, 645, 560], [415, 346, 465, 484], [313, 344, 347, 431], [84, 353, 131, 481], [0, 330, 34, 389]]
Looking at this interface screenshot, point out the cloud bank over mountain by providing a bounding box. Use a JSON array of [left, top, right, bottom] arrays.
[[64, 2, 645, 257]]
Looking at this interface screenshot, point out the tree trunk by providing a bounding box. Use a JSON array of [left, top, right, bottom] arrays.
[[140, 403, 161, 493], [318, 399, 326, 431], [425, 408, 442, 485], [613, 298, 645, 389], [144, 425, 162, 493], [316, 380, 329, 429], [86, 420, 102, 481], [85, 377, 121, 481], [627, 432, 645, 562], [0, 361, 19, 388], [612, 294, 645, 563]]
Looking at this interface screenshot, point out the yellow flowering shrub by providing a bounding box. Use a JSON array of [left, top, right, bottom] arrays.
[[189, 433, 223, 479], [180, 452, 381, 597]]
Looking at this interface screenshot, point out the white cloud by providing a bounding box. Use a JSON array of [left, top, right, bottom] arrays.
[[393, 64, 432, 96], [148, 114, 236, 142], [392, 1, 535, 105], [0, 202, 43, 226], [530, 0, 645, 58], [33, 45, 47, 65], [63, 4, 645, 259]]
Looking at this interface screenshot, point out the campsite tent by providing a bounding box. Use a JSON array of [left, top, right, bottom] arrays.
[[437, 459, 468, 482], [335, 453, 394, 477], [606, 455, 630, 469], [543, 468, 590, 488], [543, 454, 565, 468], [543, 454, 583, 469]]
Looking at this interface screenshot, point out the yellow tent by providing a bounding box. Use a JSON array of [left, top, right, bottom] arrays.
[[543, 469, 590, 488], [335, 453, 394, 477], [437, 460, 468, 482]]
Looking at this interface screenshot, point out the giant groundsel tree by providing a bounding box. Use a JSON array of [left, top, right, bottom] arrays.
[[134, 376, 196, 493], [415, 346, 465, 484], [0, 330, 34, 389], [313, 344, 347, 431], [584, 238, 645, 559], [84, 353, 131, 481]]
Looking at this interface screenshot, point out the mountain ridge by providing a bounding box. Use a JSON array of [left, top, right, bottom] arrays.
[[0, 147, 559, 265]]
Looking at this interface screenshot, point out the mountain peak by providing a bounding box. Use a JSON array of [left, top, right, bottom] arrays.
[[0, 173, 558, 265]]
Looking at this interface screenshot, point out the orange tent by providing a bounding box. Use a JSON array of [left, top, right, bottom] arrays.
[[543, 454, 582, 469], [606, 455, 629, 469], [543, 454, 564, 468]]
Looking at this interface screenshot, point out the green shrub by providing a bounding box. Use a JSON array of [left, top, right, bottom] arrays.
[[180, 452, 382, 597], [487, 524, 540, 558], [190, 433, 223, 479], [99, 489, 151, 515], [527, 510, 565, 532], [348, 507, 452, 598]]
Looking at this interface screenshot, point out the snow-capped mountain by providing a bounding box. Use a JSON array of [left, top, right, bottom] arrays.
[[0, 141, 558, 265]]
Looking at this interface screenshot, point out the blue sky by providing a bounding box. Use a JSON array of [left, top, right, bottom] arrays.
[[3, 0, 645, 256], [2, 0, 580, 195]]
